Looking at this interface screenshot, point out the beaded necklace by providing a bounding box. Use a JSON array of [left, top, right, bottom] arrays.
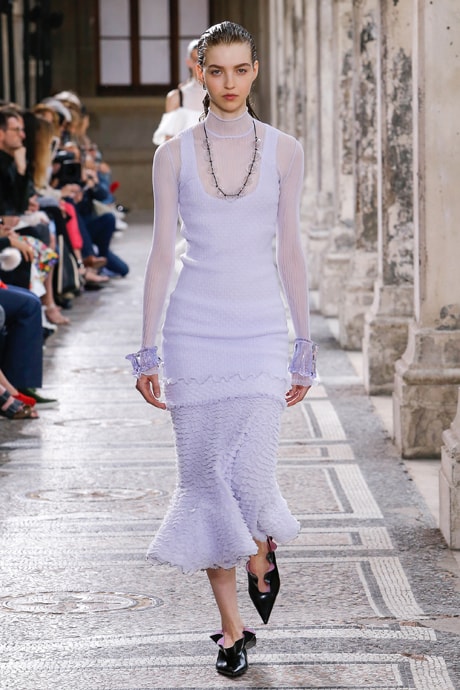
[[203, 119, 259, 199]]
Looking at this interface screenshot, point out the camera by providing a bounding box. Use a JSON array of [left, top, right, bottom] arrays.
[[53, 150, 82, 186], [58, 161, 82, 185]]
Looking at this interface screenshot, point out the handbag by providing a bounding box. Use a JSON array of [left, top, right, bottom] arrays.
[[53, 233, 81, 297]]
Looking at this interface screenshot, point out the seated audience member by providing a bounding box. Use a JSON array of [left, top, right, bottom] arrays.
[[0, 280, 56, 408], [23, 111, 73, 323], [60, 199, 108, 288], [0, 307, 42, 409], [0, 109, 30, 216], [36, 98, 72, 147], [0, 301, 37, 419], [73, 171, 129, 278]]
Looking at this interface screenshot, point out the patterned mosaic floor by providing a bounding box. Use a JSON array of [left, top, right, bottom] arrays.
[[0, 222, 459, 689]]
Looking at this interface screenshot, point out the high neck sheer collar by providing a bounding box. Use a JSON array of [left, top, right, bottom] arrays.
[[204, 108, 254, 138]]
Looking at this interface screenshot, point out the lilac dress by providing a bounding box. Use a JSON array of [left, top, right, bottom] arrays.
[[140, 110, 314, 573]]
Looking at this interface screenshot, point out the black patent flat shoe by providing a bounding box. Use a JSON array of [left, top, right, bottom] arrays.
[[247, 537, 280, 624], [210, 629, 256, 677]]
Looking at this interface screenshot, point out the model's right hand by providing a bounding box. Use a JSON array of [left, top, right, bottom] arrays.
[[136, 373, 167, 410]]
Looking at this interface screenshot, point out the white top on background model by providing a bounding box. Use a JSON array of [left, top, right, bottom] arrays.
[[152, 39, 204, 145]]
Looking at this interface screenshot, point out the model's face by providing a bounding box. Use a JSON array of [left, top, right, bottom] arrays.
[[198, 42, 258, 119]]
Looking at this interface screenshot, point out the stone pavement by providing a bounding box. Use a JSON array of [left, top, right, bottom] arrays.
[[1, 218, 460, 690]]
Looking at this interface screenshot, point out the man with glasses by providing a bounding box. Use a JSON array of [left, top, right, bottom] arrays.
[[0, 109, 31, 217]]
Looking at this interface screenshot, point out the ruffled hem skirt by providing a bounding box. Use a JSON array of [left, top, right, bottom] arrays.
[[146, 395, 300, 574]]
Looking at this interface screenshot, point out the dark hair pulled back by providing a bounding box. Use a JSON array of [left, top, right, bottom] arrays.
[[198, 21, 259, 120]]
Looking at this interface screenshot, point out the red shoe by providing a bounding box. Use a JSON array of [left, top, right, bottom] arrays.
[[13, 392, 37, 407]]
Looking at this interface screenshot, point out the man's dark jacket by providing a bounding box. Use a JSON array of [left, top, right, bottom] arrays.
[[0, 150, 31, 215]]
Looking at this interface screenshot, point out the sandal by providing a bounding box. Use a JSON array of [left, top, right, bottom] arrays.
[[84, 268, 109, 283], [0, 390, 38, 419], [45, 305, 70, 325], [83, 268, 109, 291]]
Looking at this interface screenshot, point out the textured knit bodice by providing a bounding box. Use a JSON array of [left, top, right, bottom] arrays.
[[161, 122, 288, 402], [141, 109, 312, 406]]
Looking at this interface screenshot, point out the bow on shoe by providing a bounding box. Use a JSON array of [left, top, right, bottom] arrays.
[[210, 628, 256, 678]]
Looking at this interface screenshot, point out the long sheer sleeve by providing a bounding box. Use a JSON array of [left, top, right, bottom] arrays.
[[126, 142, 179, 377], [142, 142, 179, 349], [276, 134, 317, 385]]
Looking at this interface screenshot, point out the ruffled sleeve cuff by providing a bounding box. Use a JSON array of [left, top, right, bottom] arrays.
[[288, 338, 318, 387], [125, 346, 162, 379]]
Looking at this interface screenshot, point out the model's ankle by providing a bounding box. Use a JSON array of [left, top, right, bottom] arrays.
[[222, 623, 245, 648]]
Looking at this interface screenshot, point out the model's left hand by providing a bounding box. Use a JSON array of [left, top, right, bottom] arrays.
[[285, 385, 310, 407]]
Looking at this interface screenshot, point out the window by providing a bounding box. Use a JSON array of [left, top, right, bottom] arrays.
[[97, 0, 209, 95]]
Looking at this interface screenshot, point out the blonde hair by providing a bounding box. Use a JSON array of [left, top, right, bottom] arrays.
[[33, 117, 54, 188], [33, 104, 60, 135]]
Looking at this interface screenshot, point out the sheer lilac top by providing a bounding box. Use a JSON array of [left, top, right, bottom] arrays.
[[140, 109, 315, 406]]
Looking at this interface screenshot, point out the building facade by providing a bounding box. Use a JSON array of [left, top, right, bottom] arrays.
[[2, 0, 460, 546]]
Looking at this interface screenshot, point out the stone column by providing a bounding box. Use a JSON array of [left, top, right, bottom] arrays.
[[277, 0, 308, 133], [256, 1, 274, 122], [362, 0, 415, 394], [0, 0, 25, 104], [276, 1, 294, 134], [302, 0, 318, 215], [440, 394, 460, 548], [393, 0, 460, 458], [272, 0, 287, 130], [306, 0, 336, 290], [292, 0, 307, 147], [267, 0, 310, 260], [290, 0, 312, 262], [318, 0, 355, 317], [338, 0, 379, 350]]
